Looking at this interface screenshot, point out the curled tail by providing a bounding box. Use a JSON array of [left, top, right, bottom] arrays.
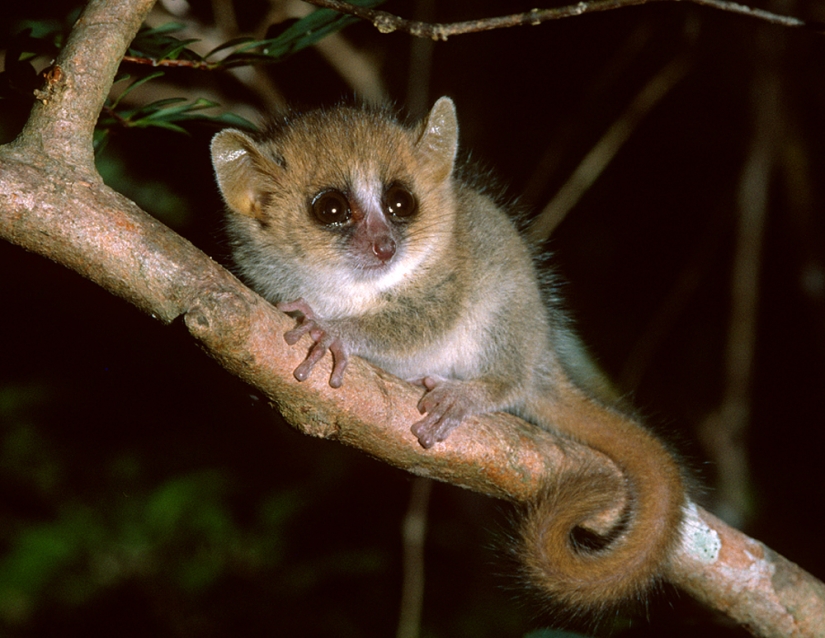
[[519, 382, 686, 613]]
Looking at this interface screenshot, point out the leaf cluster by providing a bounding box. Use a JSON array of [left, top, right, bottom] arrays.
[[95, 73, 253, 151], [0, 384, 306, 628], [3, 0, 384, 148], [213, 0, 384, 67], [127, 21, 202, 63]]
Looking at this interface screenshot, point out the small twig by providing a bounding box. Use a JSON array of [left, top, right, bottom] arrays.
[[121, 54, 218, 70], [520, 21, 655, 206], [396, 477, 432, 638], [301, 0, 817, 40], [527, 54, 689, 243], [115, 0, 821, 69]]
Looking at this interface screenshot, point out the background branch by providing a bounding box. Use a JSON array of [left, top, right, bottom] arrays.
[[527, 53, 690, 244]]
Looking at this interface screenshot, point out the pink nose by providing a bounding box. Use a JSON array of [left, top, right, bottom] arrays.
[[373, 236, 396, 262]]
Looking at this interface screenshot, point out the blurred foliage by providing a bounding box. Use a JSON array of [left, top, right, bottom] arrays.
[[95, 147, 191, 227], [0, 372, 405, 636], [95, 86, 253, 153], [1, 0, 385, 150], [127, 21, 203, 62], [0, 384, 300, 627]]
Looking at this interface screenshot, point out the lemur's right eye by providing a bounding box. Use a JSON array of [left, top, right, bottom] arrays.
[[311, 189, 351, 225]]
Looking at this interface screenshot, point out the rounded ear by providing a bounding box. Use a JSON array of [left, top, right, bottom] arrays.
[[211, 129, 280, 219], [415, 97, 458, 183]]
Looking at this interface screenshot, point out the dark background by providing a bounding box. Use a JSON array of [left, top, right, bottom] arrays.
[[2, 0, 824, 636]]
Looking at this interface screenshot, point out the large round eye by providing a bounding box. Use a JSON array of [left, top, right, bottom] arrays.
[[311, 189, 351, 225], [384, 183, 417, 218]]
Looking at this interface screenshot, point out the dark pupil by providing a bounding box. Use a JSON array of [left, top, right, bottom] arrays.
[[312, 190, 350, 225], [385, 184, 417, 218]]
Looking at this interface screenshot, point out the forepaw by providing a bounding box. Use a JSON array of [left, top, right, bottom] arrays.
[[277, 298, 348, 388], [411, 377, 476, 448]]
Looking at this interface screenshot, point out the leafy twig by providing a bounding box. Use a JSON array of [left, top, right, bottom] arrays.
[[300, 0, 819, 40], [527, 54, 690, 244], [119, 0, 385, 69]]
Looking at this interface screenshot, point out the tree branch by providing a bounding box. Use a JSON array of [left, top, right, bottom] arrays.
[[1, 0, 824, 636], [300, 0, 817, 40], [121, 54, 217, 69]]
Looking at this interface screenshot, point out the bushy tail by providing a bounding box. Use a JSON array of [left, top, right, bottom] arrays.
[[518, 383, 686, 615]]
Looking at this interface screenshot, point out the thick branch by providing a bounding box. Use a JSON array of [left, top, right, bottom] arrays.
[[0, 0, 824, 635], [671, 506, 825, 638], [301, 0, 814, 40], [0, 149, 589, 501]]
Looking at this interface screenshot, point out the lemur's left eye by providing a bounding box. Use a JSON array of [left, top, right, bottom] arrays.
[[384, 183, 418, 218]]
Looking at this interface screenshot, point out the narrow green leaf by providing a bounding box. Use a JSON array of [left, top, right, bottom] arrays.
[[158, 39, 202, 61], [140, 22, 186, 36], [219, 51, 281, 67], [204, 36, 256, 59], [148, 96, 189, 108], [210, 112, 257, 130], [131, 118, 188, 134], [179, 97, 220, 111], [110, 70, 164, 109], [145, 101, 201, 120], [219, 0, 384, 63]]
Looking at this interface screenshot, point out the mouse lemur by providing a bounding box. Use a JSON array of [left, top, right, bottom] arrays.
[[211, 97, 686, 614]]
